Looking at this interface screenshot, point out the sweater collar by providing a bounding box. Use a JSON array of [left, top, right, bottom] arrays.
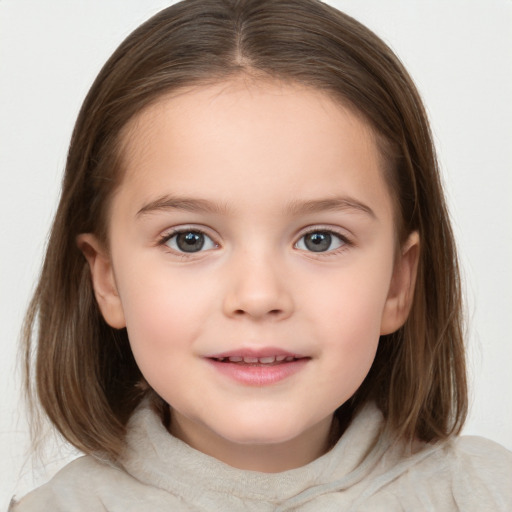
[[120, 401, 389, 506]]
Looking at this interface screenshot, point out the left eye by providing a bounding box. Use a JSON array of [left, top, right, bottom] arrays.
[[295, 231, 346, 253], [164, 230, 217, 253]]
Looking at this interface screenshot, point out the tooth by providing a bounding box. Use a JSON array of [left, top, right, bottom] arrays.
[[243, 356, 259, 363], [259, 356, 276, 364], [217, 357, 226, 362], [228, 356, 243, 362], [275, 355, 286, 362], [284, 356, 295, 362]]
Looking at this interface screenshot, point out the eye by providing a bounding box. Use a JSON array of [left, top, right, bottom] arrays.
[[163, 230, 217, 253], [295, 230, 346, 253]]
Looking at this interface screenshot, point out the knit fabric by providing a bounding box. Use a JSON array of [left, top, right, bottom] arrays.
[[10, 402, 512, 511]]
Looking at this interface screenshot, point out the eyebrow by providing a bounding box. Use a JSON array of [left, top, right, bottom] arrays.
[[137, 195, 230, 217], [136, 194, 375, 219], [286, 197, 376, 218]]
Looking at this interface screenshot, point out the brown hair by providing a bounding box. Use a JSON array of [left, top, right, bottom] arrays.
[[23, 0, 467, 459]]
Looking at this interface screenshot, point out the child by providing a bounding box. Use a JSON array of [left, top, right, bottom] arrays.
[[10, 0, 512, 510]]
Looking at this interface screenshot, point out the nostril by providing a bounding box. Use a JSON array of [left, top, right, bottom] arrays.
[[234, 309, 284, 317], [233, 309, 283, 316], [224, 287, 293, 319]]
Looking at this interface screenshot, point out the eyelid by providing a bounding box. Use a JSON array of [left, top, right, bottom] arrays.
[[294, 225, 353, 254], [156, 224, 353, 255], [157, 225, 221, 253], [296, 225, 352, 241]]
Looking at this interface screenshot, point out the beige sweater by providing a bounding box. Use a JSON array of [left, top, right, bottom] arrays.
[[10, 402, 512, 511]]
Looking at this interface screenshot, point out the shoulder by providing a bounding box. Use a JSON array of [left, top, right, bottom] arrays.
[[10, 457, 120, 511], [355, 434, 512, 511], [453, 433, 512, 459], [443, 435, 512, 483], [447, 435, 512, 505], [9, 455, 185, 512], [452, 434, 512, 465], [390, 435, 512, 511]]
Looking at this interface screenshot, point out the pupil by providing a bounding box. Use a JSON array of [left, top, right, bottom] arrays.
[[305, 232, 331, 252], [177, 232, 204, 252]]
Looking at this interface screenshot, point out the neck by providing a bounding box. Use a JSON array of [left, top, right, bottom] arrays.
[[169, 412, 336, 473]]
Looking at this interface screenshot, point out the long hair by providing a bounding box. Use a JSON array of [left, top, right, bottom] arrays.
[[23, 0, 467, 459]]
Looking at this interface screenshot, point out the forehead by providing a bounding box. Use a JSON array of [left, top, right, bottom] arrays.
[[114, 79, 393, 219], [121, 79, 377, 162]]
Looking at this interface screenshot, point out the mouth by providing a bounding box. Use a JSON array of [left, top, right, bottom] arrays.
[[209, 355, 306, 365], [205, 349, 310, 386]]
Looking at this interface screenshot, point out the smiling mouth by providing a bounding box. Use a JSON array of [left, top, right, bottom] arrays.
[[206, 350, 309, 385], [210, 355, 305, 365]]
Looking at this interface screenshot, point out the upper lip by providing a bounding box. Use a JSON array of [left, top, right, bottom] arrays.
[[205, 347, 306, 359]]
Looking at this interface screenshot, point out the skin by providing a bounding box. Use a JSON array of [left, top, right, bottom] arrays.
[[79, 79, 419, 472]]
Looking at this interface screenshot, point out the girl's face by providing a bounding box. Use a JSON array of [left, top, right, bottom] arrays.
[[82, 80, 418, 471]]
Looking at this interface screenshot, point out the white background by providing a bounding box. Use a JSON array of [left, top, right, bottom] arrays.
[[1, 0, 511, 505]]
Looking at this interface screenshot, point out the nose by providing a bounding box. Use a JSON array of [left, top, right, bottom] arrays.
[[222, 252, 294, 321]]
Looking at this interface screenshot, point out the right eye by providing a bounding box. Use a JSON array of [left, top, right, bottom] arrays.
[[295, 230, 347, 253], [163, 230, 217, 253]]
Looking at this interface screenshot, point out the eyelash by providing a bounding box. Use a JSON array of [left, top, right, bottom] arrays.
[[157, 228, 218, 255], [157, 226, 353, 256], [295, 228, 353, 256]]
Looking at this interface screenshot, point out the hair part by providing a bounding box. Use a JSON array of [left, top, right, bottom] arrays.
[[23, 0, 467, 460]]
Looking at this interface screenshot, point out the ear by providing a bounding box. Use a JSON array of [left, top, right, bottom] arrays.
[[380, 231, 420, 335], [76, 233, 126, 329]]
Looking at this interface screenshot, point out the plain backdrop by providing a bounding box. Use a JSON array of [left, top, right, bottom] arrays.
[[1, 0, 511, 504]]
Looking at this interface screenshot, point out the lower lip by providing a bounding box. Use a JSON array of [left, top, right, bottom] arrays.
[[206, 358, 309, 386]]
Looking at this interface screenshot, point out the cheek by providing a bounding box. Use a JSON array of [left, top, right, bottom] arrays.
[[305, 258, 393, 383], [115, 265, 212, 373], [315, 299, 382, 404], [312, 261, 392, 338]]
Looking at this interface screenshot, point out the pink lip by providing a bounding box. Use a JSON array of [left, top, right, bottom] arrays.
[[206, 347, 302, 359], [204, 347, 309, 386]]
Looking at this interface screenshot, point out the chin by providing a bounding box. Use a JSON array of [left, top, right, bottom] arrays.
[[217, 418, 309, 446]]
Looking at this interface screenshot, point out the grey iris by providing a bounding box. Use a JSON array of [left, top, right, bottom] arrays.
[[177, 232, 205, 252], [304, 232, 331, 252]]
